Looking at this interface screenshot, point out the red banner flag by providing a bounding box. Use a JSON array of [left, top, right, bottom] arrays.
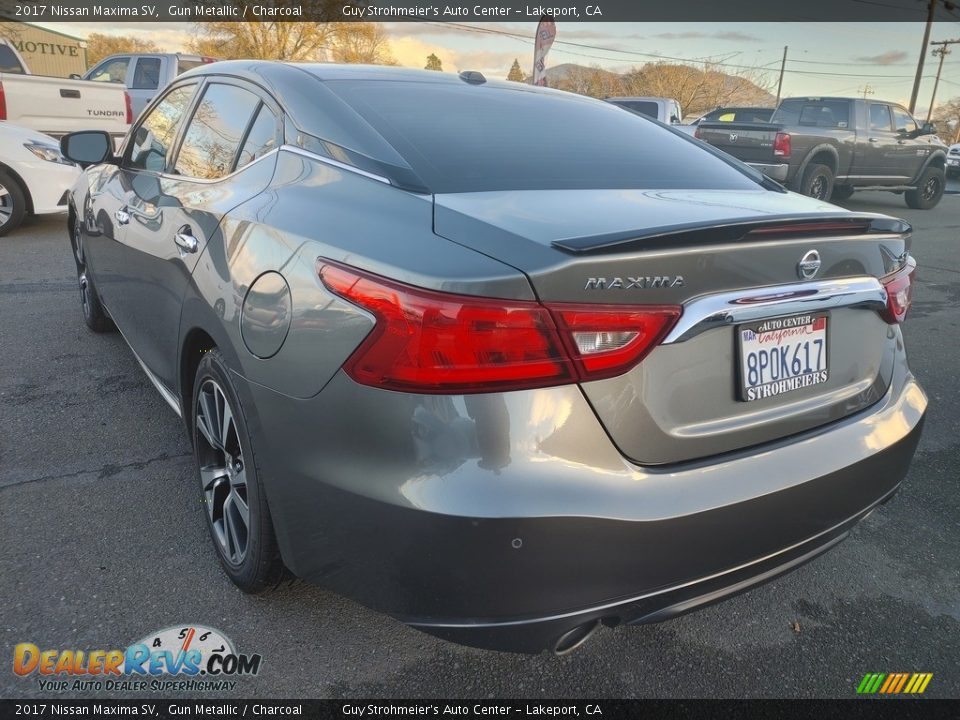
[[532, 15, 557, 87]]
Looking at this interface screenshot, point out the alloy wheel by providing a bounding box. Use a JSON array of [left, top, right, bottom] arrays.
[[78, 271, 91, 320], [810, 176, 827, 200], [73, 213, 85, 265], [0, 182, 11, 230], [195, 379, 250, 566], [922, 176, 941, 202]]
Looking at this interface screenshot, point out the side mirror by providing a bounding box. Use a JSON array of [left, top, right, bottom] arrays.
[[60, 131, 115, 167], [920, 122, 936, 136], [68, 73, 81, 80]]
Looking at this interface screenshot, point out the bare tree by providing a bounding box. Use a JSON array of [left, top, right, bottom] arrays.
[[553, 64, 624, 98], [933, 96, 960, 143], [85, 33, 161, 66], [329, 23, 395, 65], [187, 21, 338, 61], [616, 61, 775, 117]]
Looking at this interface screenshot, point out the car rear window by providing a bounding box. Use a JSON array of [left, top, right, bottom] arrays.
[[0, 44, 25, 74], [177, 58, 206, 75], [327, 81, 761, 194], [773, 99, 850, 129], [608, 100, 660, 119]]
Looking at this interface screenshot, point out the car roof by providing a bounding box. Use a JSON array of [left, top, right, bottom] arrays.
[[174, 60, 604, 193]]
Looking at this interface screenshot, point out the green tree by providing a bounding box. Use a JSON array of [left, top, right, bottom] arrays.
[[425, 53, 443, 71], [507, 58, 525, 82]]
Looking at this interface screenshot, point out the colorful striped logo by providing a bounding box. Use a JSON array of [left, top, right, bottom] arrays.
[[857, 673, 933, 695]]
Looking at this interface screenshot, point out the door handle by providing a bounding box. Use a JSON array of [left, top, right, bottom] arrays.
[[114, 209, 130, 225], [868, 137, 880, 143], [174, 230, 199, 254]]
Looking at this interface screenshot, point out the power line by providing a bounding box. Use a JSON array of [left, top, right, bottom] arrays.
[[429, 21, 943, 81]]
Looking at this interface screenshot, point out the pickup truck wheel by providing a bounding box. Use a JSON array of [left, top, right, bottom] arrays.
[[905, 167, 945, 209], [0, 170, 27, 238], [830, 185, 855, 202], [800, 164, 834, 201]]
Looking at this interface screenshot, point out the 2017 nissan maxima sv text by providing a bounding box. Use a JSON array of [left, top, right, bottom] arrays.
[[59, 62, 927, 654]]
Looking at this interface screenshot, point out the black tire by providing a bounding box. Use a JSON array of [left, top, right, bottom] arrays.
[[905, 166, 945, 209], [830, 185, 855, 202], [0, 169, 27, 237], [70, 210, 113, 333], [192, 348, 286, 593], [798, 163, 835, 201]]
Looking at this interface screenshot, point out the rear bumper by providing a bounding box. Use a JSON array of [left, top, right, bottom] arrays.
[[239, 357, 926, 653], [748, 162, 790, 181], [413, 425, 919, 652]]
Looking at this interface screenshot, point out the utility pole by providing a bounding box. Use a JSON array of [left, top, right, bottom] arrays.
[[775, 46, 788, 106], [860, 84, 875, 99], [910, 0, 939, 114], [927, 39, 959, 123]]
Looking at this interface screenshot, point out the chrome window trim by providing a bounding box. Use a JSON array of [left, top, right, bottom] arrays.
[[280, 145, 392, 185], [663, 276, 888, 345]]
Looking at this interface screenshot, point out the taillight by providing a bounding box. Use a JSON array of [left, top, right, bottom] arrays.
[[549, 304, 681, 380], [773, 132, 791, 158], [880, 257, 917, 324], [0, 81, 6, 121], [124, 91, 133, 124], [318, 261, 681, 393]]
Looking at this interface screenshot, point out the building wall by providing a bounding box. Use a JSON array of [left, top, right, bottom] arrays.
[[0, 22, 86, 77]]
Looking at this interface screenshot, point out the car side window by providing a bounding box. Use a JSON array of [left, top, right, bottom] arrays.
[[236, 104, 279, 170], [173, 83, 261, 180], [869, 104, 893, 132], [131, 58, 162, 90], [126, 84, 197, 172], [88, 57, 130, 84], [892, 106, 917, 135]]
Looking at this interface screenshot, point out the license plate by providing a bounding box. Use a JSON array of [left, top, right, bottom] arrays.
[[738, 313, 828, 402], [949, 158, 959, 166]]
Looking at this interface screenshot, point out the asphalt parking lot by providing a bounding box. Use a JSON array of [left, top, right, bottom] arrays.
[[1, 187, 958, 700]]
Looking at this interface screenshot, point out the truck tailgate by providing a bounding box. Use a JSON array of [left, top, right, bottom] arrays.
[[0, 73, 128, 138], [698, 121, 782, 164]]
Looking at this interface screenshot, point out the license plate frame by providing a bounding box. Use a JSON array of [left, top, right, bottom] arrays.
[[736, 312, 829, 402]]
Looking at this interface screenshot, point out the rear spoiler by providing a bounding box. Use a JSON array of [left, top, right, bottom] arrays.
[[552, 214, 911, 255]]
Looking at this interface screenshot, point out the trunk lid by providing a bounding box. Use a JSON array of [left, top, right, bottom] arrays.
[[697, 121, 783, 164], [434, 189, 909, 465]]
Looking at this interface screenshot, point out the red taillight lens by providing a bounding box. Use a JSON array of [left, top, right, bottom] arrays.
[[124, 91, 133, 124], [880, 257, 917, 324], [318, 261, 681, 393], [773, 132, 791, 158], [550, 305, 681, 380], [0, 81, 6, 121]]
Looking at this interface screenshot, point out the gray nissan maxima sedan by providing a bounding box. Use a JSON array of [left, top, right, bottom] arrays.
[[59, 62, 927, 654]]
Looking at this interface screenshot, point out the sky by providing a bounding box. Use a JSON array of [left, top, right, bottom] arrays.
[[34, 21, 960, 116]]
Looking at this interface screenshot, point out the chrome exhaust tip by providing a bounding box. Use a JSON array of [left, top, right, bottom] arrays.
[[553, 619, 599, 656]]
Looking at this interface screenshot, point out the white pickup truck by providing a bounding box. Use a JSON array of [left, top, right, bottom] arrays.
[[1, 38, 130, 143]]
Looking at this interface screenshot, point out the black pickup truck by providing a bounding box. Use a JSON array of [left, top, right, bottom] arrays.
[[696, 97, 948, 208]]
